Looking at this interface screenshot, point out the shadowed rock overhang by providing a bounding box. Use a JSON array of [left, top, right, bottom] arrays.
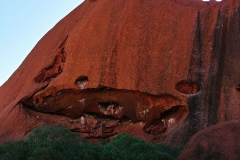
[[21, 86, 188, 139]]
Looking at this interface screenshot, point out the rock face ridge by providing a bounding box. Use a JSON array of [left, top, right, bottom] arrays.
[[0, 0, 240, 146]]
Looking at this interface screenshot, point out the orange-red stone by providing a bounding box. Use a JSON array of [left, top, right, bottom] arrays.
[[0, 0, 240, 147]]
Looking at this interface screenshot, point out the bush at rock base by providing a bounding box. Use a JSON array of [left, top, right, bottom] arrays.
[[0, 124, 182, 160]]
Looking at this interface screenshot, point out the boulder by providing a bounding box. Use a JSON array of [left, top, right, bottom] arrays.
[[177, 121, 240, 160]]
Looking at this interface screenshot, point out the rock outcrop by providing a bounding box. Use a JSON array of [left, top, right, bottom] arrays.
[[177, 121, 240, 160], [0, 0, 240, 146]]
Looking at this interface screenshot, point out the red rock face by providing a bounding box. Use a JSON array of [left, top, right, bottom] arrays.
[[0, 0, 240, 145], [177, 121, 240, 160]]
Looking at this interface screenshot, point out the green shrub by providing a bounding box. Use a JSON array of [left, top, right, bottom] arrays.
[[0, 140, 29, 160], [101, 133, 178, 160], [0, 124, 182, 160], [27, 124, 90, 159]]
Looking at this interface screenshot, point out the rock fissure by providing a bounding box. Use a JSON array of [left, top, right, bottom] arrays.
[[34, 36, 68, 83]]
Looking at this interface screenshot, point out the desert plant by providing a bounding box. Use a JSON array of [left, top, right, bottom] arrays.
[[101, 133, 179, 160], [0, 124, 183, 160]]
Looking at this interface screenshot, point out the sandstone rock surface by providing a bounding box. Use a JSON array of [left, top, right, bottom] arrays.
[[0, 0, 240, 146], [177, 121, 240, 160]]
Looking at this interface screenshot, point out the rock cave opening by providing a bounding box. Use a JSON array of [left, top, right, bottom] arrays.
[[146, 105, 188, 135], [20, 87, 189, 139], [98, 101, 123, 119], [159, 105, 185, 126]]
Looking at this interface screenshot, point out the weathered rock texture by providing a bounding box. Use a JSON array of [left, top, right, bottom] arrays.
[[0, 0, 240, 146], [177, 121, 240, 160]]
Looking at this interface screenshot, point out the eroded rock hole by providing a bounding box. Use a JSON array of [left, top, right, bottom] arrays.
[[152, 106, 178, 127], [98, 101, 123, 118], [20, 86, 189, 138], [160, 105, 186, 127], [147, 105, 185, 135], [175, 80, 199, 94], [98, 101, 111, 108], [75, 76, 88, 89], [170, 106, 178, 112], [236, 84, 240, 91]]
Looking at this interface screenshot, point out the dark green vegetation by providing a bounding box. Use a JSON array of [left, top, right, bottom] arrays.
[[0, 124, 182, 160]]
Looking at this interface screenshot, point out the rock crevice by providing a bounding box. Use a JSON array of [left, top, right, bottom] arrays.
[[34, 36, 68, 83]]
